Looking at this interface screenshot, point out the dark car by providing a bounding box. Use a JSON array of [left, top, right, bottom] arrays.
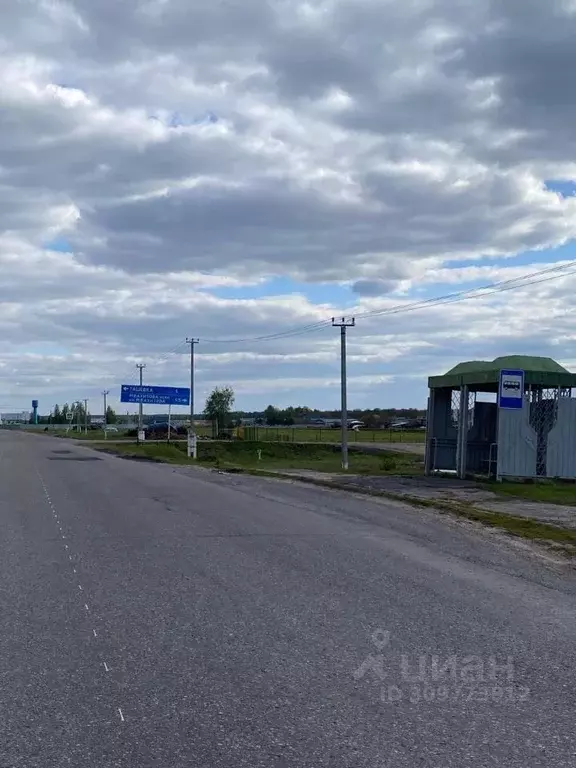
[[145, 421, 186, 438]]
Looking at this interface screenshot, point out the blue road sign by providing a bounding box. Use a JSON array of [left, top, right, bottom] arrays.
[[498, 369, 524, 409], [120, 384, 190, 406]]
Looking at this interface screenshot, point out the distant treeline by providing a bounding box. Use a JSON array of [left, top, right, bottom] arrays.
[[37, 402, 425, 430], [243, 406, 426, 428]]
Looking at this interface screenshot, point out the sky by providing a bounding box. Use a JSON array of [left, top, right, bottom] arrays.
[[2, 0, 576, 416]]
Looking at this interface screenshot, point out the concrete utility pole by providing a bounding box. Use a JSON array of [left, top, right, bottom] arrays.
[[136, 364, 146, 439], [83, 398, 89, 435], [186, 339, 199, 458], [102, 390, 109, 438], [332, 317, 355, 471]]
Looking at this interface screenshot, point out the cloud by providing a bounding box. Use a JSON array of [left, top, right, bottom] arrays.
[[352, 280, 398, 297], [2, 0, 576, 411]]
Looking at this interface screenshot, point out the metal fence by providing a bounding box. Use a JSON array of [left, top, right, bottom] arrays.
[[204, 426, 425, 443]]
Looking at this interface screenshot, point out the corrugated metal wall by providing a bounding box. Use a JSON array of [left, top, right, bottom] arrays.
[[498, 397, 576, 479], [497, 399, 537, 478], [426, 388, 458, 471], [546, 399, 576, 478]]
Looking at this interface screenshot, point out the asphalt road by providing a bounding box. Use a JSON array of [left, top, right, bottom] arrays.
[[1, 431, 576, 767]]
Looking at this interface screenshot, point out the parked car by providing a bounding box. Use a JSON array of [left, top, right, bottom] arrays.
[[145, 421, 187, 439]]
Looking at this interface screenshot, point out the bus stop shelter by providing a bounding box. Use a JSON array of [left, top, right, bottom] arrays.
[[425, 355, 576, 480]]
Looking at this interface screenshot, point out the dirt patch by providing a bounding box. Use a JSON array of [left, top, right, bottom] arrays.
[[276, 471, 576, 531]]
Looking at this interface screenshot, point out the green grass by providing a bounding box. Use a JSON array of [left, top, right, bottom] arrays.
[[451, 506, 576, 545], [96, 443, 189, 463], [96, 440, 423, 475], [484, 479, 576, 507]]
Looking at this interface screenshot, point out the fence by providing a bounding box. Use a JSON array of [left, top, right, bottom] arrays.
[[205, 426, 426, 444]]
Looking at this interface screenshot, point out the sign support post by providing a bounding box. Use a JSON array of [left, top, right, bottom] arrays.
[[497, 369, 525, 482]]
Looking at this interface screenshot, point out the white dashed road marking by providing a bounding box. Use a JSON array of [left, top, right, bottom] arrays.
[[37, 468, 126, 727]]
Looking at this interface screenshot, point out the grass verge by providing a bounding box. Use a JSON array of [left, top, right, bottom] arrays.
[[484, 479, 576, 507], [95, 440, 423, 475]]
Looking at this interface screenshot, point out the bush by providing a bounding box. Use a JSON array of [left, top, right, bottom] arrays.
[[380, 455, 397, 472]]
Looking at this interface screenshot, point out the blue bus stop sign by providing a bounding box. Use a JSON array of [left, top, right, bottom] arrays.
[[498, 369, 524, 409]]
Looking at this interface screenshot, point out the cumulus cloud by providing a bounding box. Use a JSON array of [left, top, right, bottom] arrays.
[[2, 0, 576, 410]]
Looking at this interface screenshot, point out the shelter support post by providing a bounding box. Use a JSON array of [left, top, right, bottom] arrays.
[[456, 385, 469, 479], [424, 391, 435, 475]]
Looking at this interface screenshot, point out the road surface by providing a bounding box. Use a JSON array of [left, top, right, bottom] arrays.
[[1, 430, 575, 767]]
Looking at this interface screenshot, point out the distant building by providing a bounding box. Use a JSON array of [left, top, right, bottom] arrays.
[[0, 411, 31, 424]]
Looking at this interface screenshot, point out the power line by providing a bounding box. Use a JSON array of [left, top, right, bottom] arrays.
[[197, 319, 332, 345], [99, 258, 576, 390], [107, 339, 188, 395], [194, 259, 576, 345], [358, 267, 576, 323], [355, 259, 576, 322]]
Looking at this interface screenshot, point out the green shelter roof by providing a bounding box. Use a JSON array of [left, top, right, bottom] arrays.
[[428, 355, 576, 390]]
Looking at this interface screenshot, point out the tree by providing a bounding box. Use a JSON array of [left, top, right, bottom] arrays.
[[264, 405, 279, 425], [106, 405, 117, 424], [204, 386, 235, 430], [70, 401, 87, 429], [53, 404, 62, 423]]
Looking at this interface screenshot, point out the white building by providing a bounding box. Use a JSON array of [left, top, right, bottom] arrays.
[[0, 411, 31, 424]]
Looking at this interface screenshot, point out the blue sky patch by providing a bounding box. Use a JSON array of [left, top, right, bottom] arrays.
[[211, 276, 356, 307], [545, 180, 576, 198], [44, 237, 72, 252], [150, 111, 218, 128]]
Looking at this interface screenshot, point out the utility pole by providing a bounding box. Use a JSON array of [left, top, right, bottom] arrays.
[[102, 390, 109, 438], [186, 339, 199, 458], [332, 317, 355, 470], [83, 398, 89, 435], [136, 364, 146, 438]]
